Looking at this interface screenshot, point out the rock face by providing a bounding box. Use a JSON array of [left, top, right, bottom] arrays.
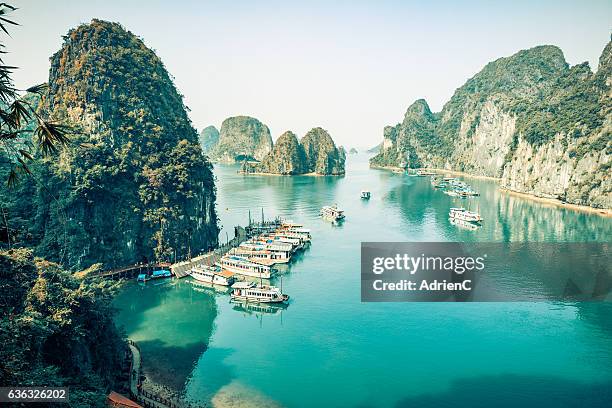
[[257, 131, 307, 174], [301, 127, 346, 175], [244, 127, 346, 175], [371, 41, 612, 209], [210, 116, 273, 162], [38, 19, 219, 269], [199, 125, 219, 153]]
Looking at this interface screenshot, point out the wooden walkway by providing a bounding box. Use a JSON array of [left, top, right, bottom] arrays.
[[128, 340, 198, 408], [91, 226, 248, 281]]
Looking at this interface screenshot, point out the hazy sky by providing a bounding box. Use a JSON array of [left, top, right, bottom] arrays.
[[5, 0, 612, 148]]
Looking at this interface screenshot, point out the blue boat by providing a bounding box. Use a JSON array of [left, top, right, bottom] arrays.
[[137, 273, 150, 282], [151, 269, 172, 279]]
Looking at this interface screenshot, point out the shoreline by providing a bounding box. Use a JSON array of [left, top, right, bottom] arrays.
[[370, 164, 611, 217], [237, 171, 345, 177], [500, 188, 612, 217]]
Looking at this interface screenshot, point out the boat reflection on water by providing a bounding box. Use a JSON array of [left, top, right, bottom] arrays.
[[230, 299, 289, 315], [187, 278, 232, 294], [449, 217, 482, 231]]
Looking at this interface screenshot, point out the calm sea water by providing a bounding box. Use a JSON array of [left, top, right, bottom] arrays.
[[114, 154, 612, 407]]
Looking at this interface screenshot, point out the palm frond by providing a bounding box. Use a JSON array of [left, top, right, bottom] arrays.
[[35, 120, 71, 156], [25, 83, 47, 95]]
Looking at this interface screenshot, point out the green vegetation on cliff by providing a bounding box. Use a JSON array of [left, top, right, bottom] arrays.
[[301, 127, 346, 175], [209, 116, 273, 162], [199, 125, 220, 153], [0, 249, 127, 406], [257, 131, 307, 174], [370, 39, 612, 208], [1, 19, 219, 269]]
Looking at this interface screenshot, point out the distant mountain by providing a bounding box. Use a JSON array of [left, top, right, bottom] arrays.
[[349, 147, 359, 154], [199, 125, 220, 153], [244, 127, 345, 175], [209, 116, 273, 163], [371, 40, 612, 209]]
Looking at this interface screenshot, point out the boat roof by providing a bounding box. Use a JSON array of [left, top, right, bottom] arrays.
[[218, 270, 235, 278], [232, 281, 255, 289]]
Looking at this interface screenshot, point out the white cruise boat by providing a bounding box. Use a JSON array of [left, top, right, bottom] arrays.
[[361, 190, 371, 199], [230, 281, 289, 304], [230, 247, 290, 264], [221, 255, 272, 279], [449, 207, 483, 224], [189, 265, 236, 286], [450, 217, 481, 231], [320, 204, 345, 222]]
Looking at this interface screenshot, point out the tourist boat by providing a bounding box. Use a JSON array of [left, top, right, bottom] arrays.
[[151, 269, 172, 279], [189, 265, 236, 286], [258, 234, 303, 250], [230, 246, 290, 264], [416, 169, 436, 176], [449, 217, 481, 231], [220, 255, 273, 279], [320, 204, 345, 222], [361, 190, 371, 199], [230, 281, 289, 304], [137, 273, 150, 282], [449, 207, 483, 224], [444, 190, 460, 197]]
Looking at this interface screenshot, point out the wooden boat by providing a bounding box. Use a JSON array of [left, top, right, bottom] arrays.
[[320, 204, 345, 222], [220, 255, 273, 279], [189, 265, 236, 286], [449, 207, 483, 224], [230, 281, 289, 304]]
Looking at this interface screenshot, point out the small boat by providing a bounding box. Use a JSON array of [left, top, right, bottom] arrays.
[[220, 255, 273, 279], [137, 273, 150, 282], [449, 207, 483, 224], [151, 269, 172, 279], [189, 265, 236, 286], [450, 217, 481, 231], [361, 190, 371, 200], [230, 281, 289, 304], [320, 204, 345, 222], [444, 190, 460, 197], [392, 168, 405, 174]]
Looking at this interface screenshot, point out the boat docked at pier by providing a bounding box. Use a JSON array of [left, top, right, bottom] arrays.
[[320, 204, 345, 222], [449, 207, 483, 224], [189, 265, 236, 286], [229, 246, 290, 265], [230, 281, 289, 304], [220, 255, 273, 279]]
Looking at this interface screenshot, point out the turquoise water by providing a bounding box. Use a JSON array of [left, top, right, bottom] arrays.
[[114, 155, 612, 407]]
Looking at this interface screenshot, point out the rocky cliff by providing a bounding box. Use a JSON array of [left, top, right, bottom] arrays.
[[371, 40, 612, 209], [256, 131, 307, 174], [301, 127, 346, 175], [32, 19, 219, 269], [199, 125, 220, 153], [209, 116, 273, 162]]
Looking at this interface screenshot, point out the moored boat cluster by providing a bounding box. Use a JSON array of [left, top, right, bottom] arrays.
[[188, 219, 311, 304]]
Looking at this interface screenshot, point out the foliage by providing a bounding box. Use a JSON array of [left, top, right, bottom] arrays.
[[1, 19, 219, 269], [0, 4, 70, 187], [0, 248, 126, 406]]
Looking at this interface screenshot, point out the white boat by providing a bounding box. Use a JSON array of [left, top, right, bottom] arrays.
[[444, 190, 460, 197], [221, 255, 273, 279], [360, 190, 371, 199], [320, 204, 345, 222], [230, 247, 290, 264], [450, 217, 481, 231], [189, 265, 236, 286], [230, 281, 289, 303], [449, 207, 483, 224]]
